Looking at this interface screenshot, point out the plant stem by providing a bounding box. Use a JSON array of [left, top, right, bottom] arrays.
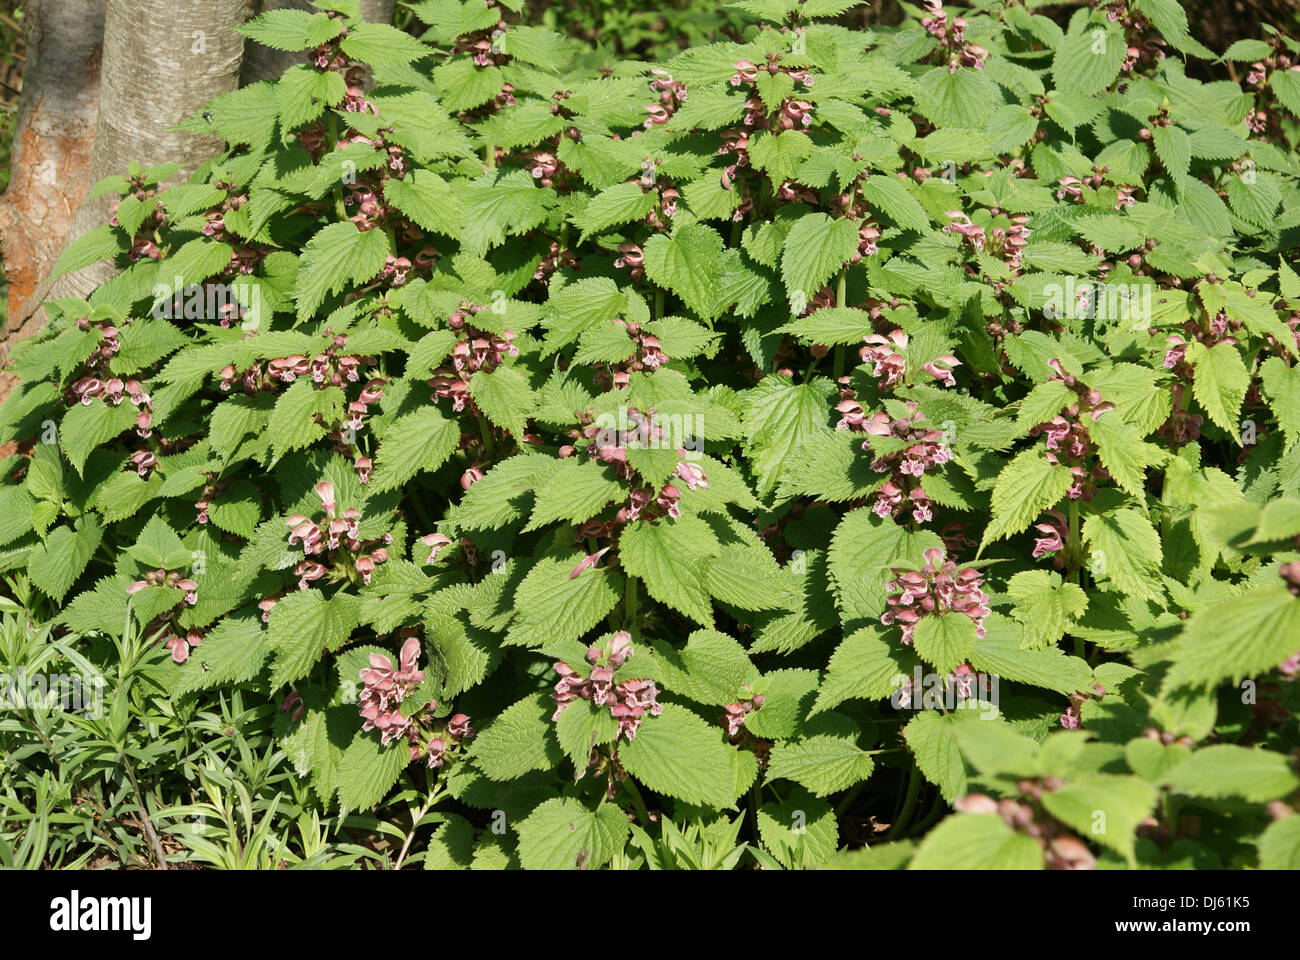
[[1068, 498, 1085, 657], [121, 755, 168, 870], [477, 412, 495, 457], [622, 777, 652, 827], [624, 575, 639, 629], [886, 763, 921, 840], [393, 783, 441, 870], [912, 787, 946, 834], [834, 781, 866, 818], [1067, 497, 1082, 586]]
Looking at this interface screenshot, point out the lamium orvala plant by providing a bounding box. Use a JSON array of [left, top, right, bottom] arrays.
[[2, 0, 1300, 870]]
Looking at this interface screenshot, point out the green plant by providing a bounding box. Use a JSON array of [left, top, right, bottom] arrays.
[[2, 0, 1299, 870]]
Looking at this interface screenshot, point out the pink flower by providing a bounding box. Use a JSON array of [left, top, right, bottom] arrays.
[[279, 691, 305, 723], [129, 451, 158, 478], [358, 638, 426, 747], [1032, 510, 1068, 561], [609, 631, 633, 667], [569, 546, 611, 579], [551, 637, 663, 743], [922, 355, 960, 387], [1281, 561, 1300, 598], [674, 461, 709, 490], [882, 547, 990, 644], [315, 481, 336, 517], [419, 533, 453, 564], [721, 692, 764, 739], [163, 635, 190, 663]]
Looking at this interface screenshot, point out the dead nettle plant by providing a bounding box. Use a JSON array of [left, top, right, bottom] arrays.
[[1, 0, 1300, 870]]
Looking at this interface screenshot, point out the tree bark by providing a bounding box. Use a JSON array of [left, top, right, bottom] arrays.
[[0, 0, 396, 403], [241, 0, 314, 85], [45, 0, 249, 304], [243, 0, 396, 86], [0, 0, 106, 376], [359, 0, 395, 25]]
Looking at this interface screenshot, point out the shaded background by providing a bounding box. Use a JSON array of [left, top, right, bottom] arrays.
[[0, 0, 1297, 331]]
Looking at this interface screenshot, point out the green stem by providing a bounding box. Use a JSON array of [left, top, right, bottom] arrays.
[[476, 413, 495, 458], [121, 754, 168, 870], [1068, 498, 1085, 658], [622, 776, 652, 827], [1067, 497, 1081, 581], [393, 781, 442, 870], [1160, 389, 1189, 544], [834, 781, 866, 819], [831, 269, 848, 379], [653, 289, 664, 322], [887, 763, 922, 840], [912, 787, 946, 834], [326, 112, 348, 221], [624, 575, 639, 629]]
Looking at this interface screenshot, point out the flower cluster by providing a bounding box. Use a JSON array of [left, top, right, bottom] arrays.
[[835, 398, 952, 523], [894, 663, 979, 709], [73, 375, 154, 441], [533, 237, 579, 282], [1030, 359, 1114, 500], [954, 790, 1096, 870], [450, 19, 509, 67], [65, 316, 155, 441], [110, 176, 167, 262], [1030, 509, 1069, 566], [558, 409, 707, 571], [551, 632, 662, 743], [643, 67, 687, 128], [716, 54, 816, 218], [1058, 683, 1106, 729], [944, 209, 1031, 272], [356, 636, 472, 765], [126, 569, 200, 662], [428, 304, 519, 414], [721, 689, 765, 739], [194, 473, 226, 525], [588, 319, 670, 391], [196, 179, 266, 276], [356, 636, 474, 766], [218, 334, 374, 392], [920, 0, 988, 71], [127, 568, 198, 606], [285, 481, 391, 588], [856, 327, 960, 391], [882, 548, 990, 645]]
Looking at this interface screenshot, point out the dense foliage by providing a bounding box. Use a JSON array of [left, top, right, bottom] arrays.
[[3, 0, 1300, 869]]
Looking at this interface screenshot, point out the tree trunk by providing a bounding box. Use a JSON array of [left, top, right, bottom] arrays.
[[0, 0, 106, 386], [45, 0, 248, 305], [241, 0, 314, 85], [0, 0, 396, 403], [359, 0, 395, 25], [243, 0, 396, 85]]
